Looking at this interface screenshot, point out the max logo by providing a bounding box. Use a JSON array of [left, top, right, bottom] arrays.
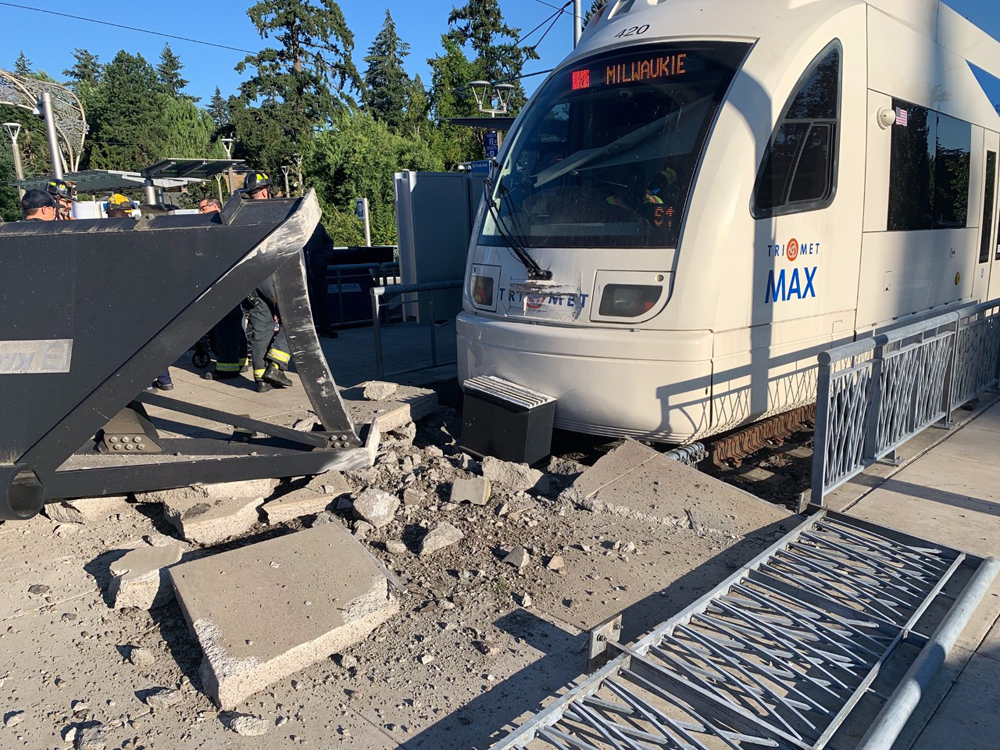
[[766, 267, 817, 303]]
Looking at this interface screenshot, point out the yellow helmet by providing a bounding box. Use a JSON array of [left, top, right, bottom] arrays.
[[106, 193, 132, 211]]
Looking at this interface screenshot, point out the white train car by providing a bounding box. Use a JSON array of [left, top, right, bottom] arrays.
[[457, 0, 1000, 443]]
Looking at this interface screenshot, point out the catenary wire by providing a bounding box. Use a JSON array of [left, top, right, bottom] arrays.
[[0, 2, 255, 54]]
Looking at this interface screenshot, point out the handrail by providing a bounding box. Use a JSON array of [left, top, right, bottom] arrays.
[[369, 280, 464, 378], [812, 300, 1000, 505]]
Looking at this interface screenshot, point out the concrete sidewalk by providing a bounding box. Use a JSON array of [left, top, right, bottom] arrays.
[[831, 402, 1000, 749]]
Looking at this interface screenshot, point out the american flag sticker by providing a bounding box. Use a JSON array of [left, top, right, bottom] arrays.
[[895, 107, 909, 126]]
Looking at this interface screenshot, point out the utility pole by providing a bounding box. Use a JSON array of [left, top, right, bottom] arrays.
[[281, 165, 291, 197], [3, 123, 25, 198], [293, 153, 303, 196], [38, 92, 64, 179], [573, 0, 582, 46], [356, 198, 371, 247], [221, 137, 235, 193]]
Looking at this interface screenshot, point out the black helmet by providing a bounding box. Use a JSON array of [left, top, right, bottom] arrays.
[[243, 171, 272, 193], [46, 179, 71, 199]]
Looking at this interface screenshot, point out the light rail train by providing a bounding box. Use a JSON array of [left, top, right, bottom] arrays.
[[457, 0, 1000, 443]]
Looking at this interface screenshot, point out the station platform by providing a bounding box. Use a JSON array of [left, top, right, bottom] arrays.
[[823, 396, 1000, 749]]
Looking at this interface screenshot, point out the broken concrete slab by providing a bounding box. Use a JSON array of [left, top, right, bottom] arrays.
[[419, 522, 464, 556], [262, 472, 352, 525], [43, 496, 130, 524], [503, 545, 531, 571], [169, 523, 399, 710], [352, 488, 400, 529], [450, 476, 491, 506], [135, 478, 278, 506], [109, 544, 183, 610], [362, 381, 398, 401], [343, 384, 439, 433], [482, 456, 550, 493], [572, 440, 790, 537], [162, 496, 264, 545]]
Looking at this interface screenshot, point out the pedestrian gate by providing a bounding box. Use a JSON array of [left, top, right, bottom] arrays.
[[491, 511, 997, 750]]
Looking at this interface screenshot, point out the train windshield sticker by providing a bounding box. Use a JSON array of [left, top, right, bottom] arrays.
[[765, 238, 820, 304]]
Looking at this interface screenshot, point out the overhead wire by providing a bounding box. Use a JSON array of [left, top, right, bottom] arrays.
[[0, 2, 255, 54]]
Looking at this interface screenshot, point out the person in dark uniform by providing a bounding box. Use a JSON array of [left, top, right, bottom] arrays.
[[46, 179, 75, 220], [197, 197, 251, 381], [20, 189, 56, 221], [243, 172, 294, 393]]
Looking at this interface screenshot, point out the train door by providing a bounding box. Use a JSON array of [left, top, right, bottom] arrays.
[[985, 131, 1000, 301]]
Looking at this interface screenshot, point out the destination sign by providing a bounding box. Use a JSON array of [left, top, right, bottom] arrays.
[[569, 49, 712, 92]]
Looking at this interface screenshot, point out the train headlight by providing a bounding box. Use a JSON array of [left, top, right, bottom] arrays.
[[472, 275, 495, 306], [598, 284, 663, 318]]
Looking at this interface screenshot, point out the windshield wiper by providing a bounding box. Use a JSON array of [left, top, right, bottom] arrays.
[[483, 180, 552, 281]]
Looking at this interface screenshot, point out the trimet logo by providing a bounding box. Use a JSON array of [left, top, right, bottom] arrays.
[[766, 238, 821, 261], [764, 238, 821, 303]]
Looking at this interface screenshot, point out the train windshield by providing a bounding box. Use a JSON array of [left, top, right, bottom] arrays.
[[481, 42, 750, 249]]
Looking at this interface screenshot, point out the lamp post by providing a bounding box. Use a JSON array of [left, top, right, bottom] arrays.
[[37, 92, 64, 179], [3, 123, 25, 198], [214, 174, 224, 202], [468, 81, 515, 151], [220, 137, 235, 193]]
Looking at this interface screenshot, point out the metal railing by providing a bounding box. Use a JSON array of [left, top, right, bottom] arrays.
[[325, 262, 400, 327], [490, 510, 998, 750], [812, 299, 1000, 504], [370, 280, 463, 378]]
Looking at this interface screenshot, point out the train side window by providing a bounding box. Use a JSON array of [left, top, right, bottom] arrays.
[[752, 44, 841, 218], [983, 151, 996, 263], [888, 100, 971, 231]]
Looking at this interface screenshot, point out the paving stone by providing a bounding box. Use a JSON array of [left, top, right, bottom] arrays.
[[169, 523, 399, 709], [450, 476, 491, 506], [134, 478, 278, 505], [162, 496, 264, 545], [482, 456, 550, 493], [363, 381, 399, 401], [419, 522, 464, 556], [353, 488, 400, 529], [262, 472, 352, 525], [109, 544, 183, 610]]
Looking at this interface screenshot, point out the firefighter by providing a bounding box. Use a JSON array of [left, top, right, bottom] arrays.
[[243, 172, 294, 393], [106, 193, 134, 217], [20, 189, 57, 221], [46, 179, 75, 220], [197, 197, 250, 381]]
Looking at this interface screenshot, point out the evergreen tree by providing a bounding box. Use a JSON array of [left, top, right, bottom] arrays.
[[85, 51, 214, 170], [13, 51, 32, 77], [63, 49, 103, 87], [362, 10, 410, 132], [157, 44, 194, 100], [446, 0, 538, 88], [428, 36, 481, 167], [404, 74, 430, 137], [236, 0, 360, 160], [584, 0, 608, 25], [208, 87, 230, 128]]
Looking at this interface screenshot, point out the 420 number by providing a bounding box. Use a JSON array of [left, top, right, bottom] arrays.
[[615, 24, 649, 38]]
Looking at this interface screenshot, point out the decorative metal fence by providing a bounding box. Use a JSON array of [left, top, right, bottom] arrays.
[[812, 300, 1000, 504]]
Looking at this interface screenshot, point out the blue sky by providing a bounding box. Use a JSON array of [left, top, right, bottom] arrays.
[[1, 0, 998, 105]]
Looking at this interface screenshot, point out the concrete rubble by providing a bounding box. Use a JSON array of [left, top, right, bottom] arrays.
[[0, 369, 820, 748], [352, 488, 400, 529], [362, 380, 399, 401], [169, 522, 400, 709], [482, 455, 550, 493], [419, 522, 464, 555], [108, 543, 183, 610], [262, 472, 352, 525], [450, 475, 491, 506], [42, 496, 130, 525]]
